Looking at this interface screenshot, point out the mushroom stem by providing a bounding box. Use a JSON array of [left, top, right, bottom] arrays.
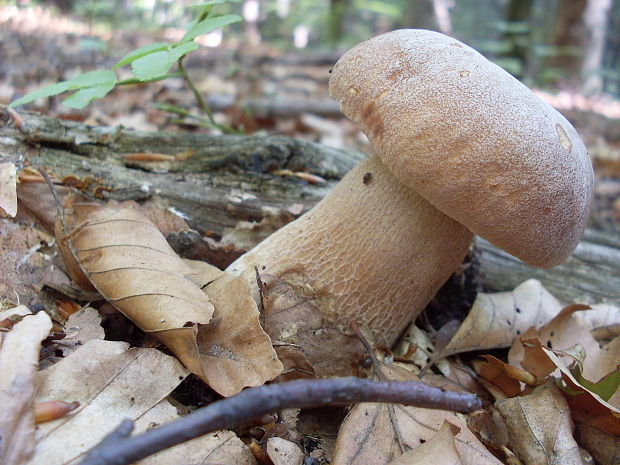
[[227, 155, 472, 367]]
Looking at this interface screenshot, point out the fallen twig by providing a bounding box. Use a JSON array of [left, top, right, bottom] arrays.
[[79, 376, 481, 465]]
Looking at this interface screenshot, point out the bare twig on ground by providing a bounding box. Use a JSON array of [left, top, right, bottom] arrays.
[[79, 376, 481, 465]]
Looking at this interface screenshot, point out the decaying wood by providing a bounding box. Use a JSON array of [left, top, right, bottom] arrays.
[[1, 108, 618, 306]]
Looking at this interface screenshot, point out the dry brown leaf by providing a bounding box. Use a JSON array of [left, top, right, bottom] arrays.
[[393, 323, 435, 369], [42, 307, 105, 368], [56, 200, 220, 380], [160, 273, 283, 397], [387, 422, 463, 465], [437, 280, 562, 359], [331, 362, 501, 465], [261, 274, 365, 377], [476, 355, 533, 397], [540, 346, 620, 438], [135, 402, 257, 465], [495, 383, 584, 465], [16, 183, 81, 234], [466, 408, 510, 455], [28, 339, 189, 464], [577, 423, 619, 465], [508, 305, 601, 381], [0, 162, 17, 217], [221, 207, 295, 251], [576, 303, 620, 341], [267, 437, 304, 465], [99, 199, 189, 238], [0, 309, 53, 465], [0, 218, 65, 306]]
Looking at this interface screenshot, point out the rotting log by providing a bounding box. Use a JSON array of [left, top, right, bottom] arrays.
[[1, 108, 618, 306]]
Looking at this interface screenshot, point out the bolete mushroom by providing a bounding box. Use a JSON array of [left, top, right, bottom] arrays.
[[227, 29, 593, 374]]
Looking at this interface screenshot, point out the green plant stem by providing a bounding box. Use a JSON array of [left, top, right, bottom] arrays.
[[177, 57, 237, 133], [116, 72, 183, 86], [153, 103, 216, 127]]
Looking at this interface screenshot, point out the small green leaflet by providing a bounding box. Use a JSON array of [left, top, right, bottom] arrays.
[[63, 82, 116, 109], [130, 42, 199, 81], [113, 42, 169, 69], [9, 70, 117, 108], [181, 14, 241, 42]]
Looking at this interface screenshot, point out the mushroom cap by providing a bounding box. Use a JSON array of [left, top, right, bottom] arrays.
[[329, 29, 594, 268]]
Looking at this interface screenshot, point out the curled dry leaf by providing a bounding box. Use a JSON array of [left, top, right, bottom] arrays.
[[332, 361, 501, 465], [158, 272, 283, 397], [437, 280, 562, 359], [508, 304, 602, 381], [0, 309, 53, 465], [495, 383, 584, 465], [387, 421, 463, 465], [476, 355, 533, 397], [267, 437, 305, 465], [261, 273, 365, 377], [0, 162, 17, 217], [576, 303, 620, 341], [55, 200, 215, 370], [540, 345, 620, 438]]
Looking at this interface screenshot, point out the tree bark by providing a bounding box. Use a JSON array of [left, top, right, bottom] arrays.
[[1, 108, 618, 307]]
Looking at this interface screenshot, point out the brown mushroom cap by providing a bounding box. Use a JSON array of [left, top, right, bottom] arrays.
[[329, 29, 594, 268]]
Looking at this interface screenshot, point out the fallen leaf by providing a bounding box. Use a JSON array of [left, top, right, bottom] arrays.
[[267, 437, 304, 465], [41, 307, 105, 368], [16, 183, 80, 234], [331, 362, 501, 465], [0, 309, 53, 465], [576, 304, 620, 341], [0, 218, 64, 306], [387, 422, 463, 465], [56, 200, 218, 381], [159, 273, 283, 397], [508, 304, 602, 381], [0, 162, 17, 217], [221, 207, 295, 251], [577, 423, 619, 465], [26, 338, 256, 464], [261, 273, 366, 377], [28, 339, 188, 463], [541, 346, 620, 437], [393, 323, 435, 369], [437, 280, 562, 359], [476, 355, 533, 397], [135, 402, 257, 465], [496, 382, 584, 465]]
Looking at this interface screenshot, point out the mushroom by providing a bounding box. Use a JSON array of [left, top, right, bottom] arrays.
[[227, 29, 593, 374]]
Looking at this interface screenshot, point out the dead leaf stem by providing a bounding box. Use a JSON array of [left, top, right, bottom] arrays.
[[79, 377, 482, 465]]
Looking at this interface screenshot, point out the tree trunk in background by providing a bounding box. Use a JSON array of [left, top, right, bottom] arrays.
[[523, 0, 587, 87], [602, 2, 620, 95], [327, 0, 350, 45], [403, 0, 440, 31], [581, 0, 612, 95], [503, 0, 534, 79]]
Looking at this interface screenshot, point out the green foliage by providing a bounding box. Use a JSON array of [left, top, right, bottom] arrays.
[[570, 364, 620, 402], [9, 3, 241, 110]]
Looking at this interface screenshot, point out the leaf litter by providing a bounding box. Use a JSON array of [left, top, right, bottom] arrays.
[[2, 167, 619, 465]]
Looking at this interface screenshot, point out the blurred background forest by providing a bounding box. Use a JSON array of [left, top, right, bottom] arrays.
[[1, 0, 619, 230]]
